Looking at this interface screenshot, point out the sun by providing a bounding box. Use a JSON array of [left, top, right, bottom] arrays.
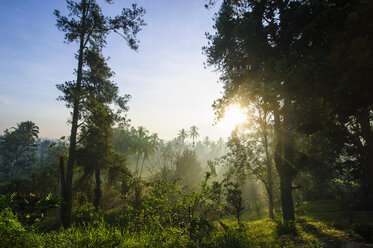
[[217, 104, 247, 132]]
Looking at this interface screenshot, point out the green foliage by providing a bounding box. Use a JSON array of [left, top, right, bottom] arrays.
[[0, 192, 61, 225], [174, 149, 203, 188], [72, 192, 102, 225], [274, 219, 298, 239], [0, 208, 28, 248], [224, 182, 244, 225], [212, 227, 252, 248], [188, 216, 213, 244], [142, 180, 180, 229], [0, 121, 39, 181]]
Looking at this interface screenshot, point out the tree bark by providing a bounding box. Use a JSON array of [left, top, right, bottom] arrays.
[[280, 174, 295, 221], [61, 15, 86, 227], [358, 107, 373, 210], [262, 110, 274, 219], [94, 168, 101, 210], [280, 98, 297, 221], [59, 157, 67, 227], [273, 100, 296, 221]]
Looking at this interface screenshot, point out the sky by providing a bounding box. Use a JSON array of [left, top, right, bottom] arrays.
[[0, 0, 235, 141]]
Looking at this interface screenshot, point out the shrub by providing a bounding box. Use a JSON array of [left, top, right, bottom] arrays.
[[0, 208, 27, 248], [72, 192, 102, 225], [189, 217, 213, 243], [212, 227, 252, 248]]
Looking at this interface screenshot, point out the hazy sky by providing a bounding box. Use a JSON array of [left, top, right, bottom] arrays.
[[0, 0, 234, 141]]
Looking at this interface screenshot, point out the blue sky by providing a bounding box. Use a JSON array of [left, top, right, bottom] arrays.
[[0, 0, 232, 141]]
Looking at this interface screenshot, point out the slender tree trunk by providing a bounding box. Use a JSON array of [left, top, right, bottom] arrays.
[[59, 157, 67, 226], [135, 152, 141, 175], [267, 187, 274, 219], [280, 98, 296, 221], [262, 111, 274, 219], [61, 30, 86, 228], [358, 107, 373, 210], [94, 168, 101, 210], [139, 155, 146, 178]]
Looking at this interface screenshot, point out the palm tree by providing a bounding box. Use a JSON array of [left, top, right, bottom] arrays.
[[2, 121, 39, 179], [177, 129, 188, 147], [134, 126, 149, 175], [16, 121, 39, 145], [139, 133, 159, 178], [189, 126, 199, 147], [203, 136, 211, 148]]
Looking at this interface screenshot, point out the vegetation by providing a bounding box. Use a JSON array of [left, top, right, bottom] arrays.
[[0, 0, 373, 247]]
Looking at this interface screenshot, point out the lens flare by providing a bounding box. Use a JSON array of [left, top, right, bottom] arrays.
[[217, 104, 247, 132]]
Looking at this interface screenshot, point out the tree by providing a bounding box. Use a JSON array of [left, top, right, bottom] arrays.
[[298, 1, 373, 209], [133, 126, 150, 176], [0, 121, 39, 180], [178, 129, 188, 147], [189, 126, 199, 148], [204, 0, 317, 221], [203, 136, 211, 149], [174, 149, 203, 189], [139, 132, 158, 178], [36, 139, 52, 167], [74, 47, 129, 210], [225, 98, 276, 219], [224, 181, 244, 225], [55, 0, 145, 226]]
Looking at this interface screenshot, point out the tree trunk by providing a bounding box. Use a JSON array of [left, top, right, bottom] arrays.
[[273, 100, 296, 221], [61, 30, 86, 228], [358, 107, 373, 210], [135, 152, 141, 175], [94, 168, 101, 210], [280, 175, 295, 221], [262, 111, 274, 219], [139, 155, 146, 178], [59, 157, 67, 227], [281, 98, 297, 221], [267, 185, 274, 220]]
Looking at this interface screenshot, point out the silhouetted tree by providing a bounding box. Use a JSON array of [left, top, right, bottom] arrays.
[[55, 0, 145, 227], [189, 126, 199, 148], [178, 129, 188, 148]]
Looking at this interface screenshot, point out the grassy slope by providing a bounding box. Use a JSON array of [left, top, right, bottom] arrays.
[[4, 200, 373, 247], [217, 200, 373, 247]]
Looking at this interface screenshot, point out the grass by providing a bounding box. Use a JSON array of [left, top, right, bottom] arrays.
[[2, 200, 373, 247], [295, 200, 373, 246]]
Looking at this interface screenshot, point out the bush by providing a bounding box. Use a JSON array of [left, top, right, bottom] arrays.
[[189, 217, 213, 243], [72, 192, 102, 225], [0, 208, 27, 248], [212, 227, 252, 248]]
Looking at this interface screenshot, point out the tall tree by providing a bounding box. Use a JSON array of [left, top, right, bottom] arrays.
[[189, 126, 199, 147], [204, 0, 319, 221], [133, 126, 149, 176], [55, 0, 145, 227], [75, 47, 129, 210], [223, 96, 276, 219], [300, 1, 373, 209], [177, 129, 188, 147]]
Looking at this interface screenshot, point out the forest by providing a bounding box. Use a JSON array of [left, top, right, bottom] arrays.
[[0, 0, 373, 247]]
